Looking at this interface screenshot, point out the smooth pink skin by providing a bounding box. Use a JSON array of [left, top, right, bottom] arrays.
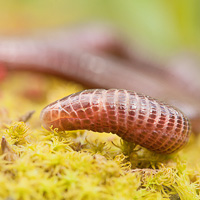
[[40, 89, 191, 154], [0, 25, 199, 132]]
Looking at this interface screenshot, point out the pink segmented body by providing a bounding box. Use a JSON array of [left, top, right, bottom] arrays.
[[40, 89, 191, 154]]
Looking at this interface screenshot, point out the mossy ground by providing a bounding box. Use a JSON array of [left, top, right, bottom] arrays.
[[0, 71, 199, 200]]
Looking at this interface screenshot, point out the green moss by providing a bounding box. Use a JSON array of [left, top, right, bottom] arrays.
[[0, 72, 199, 200]]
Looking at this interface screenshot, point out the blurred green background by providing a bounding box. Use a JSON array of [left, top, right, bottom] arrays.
[[0, 0, 199, 57]]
